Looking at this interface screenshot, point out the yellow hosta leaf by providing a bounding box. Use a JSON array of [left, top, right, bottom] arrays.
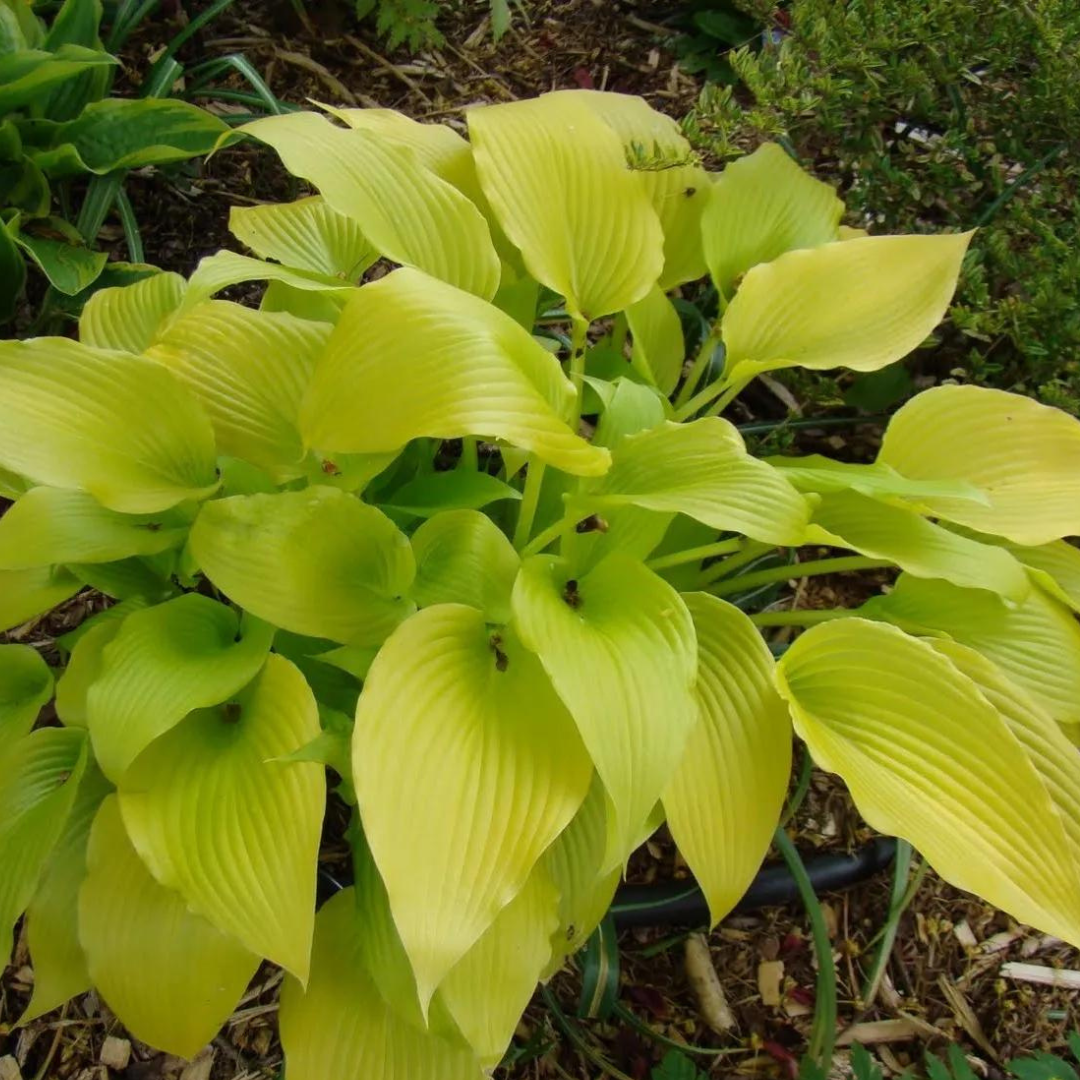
[[119, 655, 325, 980], [79, 271, 186, 354], [0, 566, 81, 633], [148, 300, 332, 479], [662, 594, 792, 925], [242, 111, 500, 298], [0, 643, 53, 741], [352, 604, 592, 1009], [20, 763, 110, 1024], [229, 195, 377, 280], [880, 385, 1080, 545], [864, 573, 1080, 730], [86, 594, 275, 782], [0, 487, 190, 570], [511, 553, 697, 868], [703, 142, 843, 300], [806, 489, 1030, 601], [190, 487, 415, 646], [626, 284, 684, 395], [301, 268, 608, 477], [56, 620, 123, 728], [776, 618, 1080, 947], [410, 509, 520, 623], [79, 796, 259, 1058], [589, 419, 809, 545], [0, 338, 218, 512], [1003, 539, 1080, 613], [468, 93, 664, 319], [279, 889, 484, 1080], [721, 233, 972, 379]]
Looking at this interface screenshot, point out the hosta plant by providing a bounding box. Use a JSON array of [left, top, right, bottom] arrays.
[[2, 90, 1080, 1076]]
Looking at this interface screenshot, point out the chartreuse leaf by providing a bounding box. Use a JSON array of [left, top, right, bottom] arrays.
[[776, 618, 1080, 948], [0, 643, 53, 741], [119, 654, 325, 980], [279, 889, 484, 1080], [353, 604, 592, 1010], [410, 509, 520, 623], [148, 300, 332, 479], [440, 863, 559, 1067], [385, 470, 521, 517], [468, 93, 664, 320], [301, 268, 609, 477], [55, 619, 122, 728], [0, 487, 190, 569], [79, 271, 186, 354], [79, 796, 259, 1058], [0, 727, 87, 963], [805, 490, 1031, 601], [0, 44, 115, 114], [721, 233, 972, 381], [703, 142, 843, 300], [191, 488, 415, 646], [588, 419, 809, 545], [0, 566, 81, 633], [20, 762, 110, 1025], [863, 574, 1080, 731], [662, 594, 792, 925], [86, 594, 275, 782], [242, 110, 499, 299], [0, 338, 218, 512], [566, 89, 708, 289], [626, 284, 684, 395], [512, 553, 697, 868], [879, 385, 1080, 545], [228, 196, 377, 281], [998, 538, 1080, 613]]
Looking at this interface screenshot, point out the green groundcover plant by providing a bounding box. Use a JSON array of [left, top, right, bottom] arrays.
[[2, 91, 1080, 1076]]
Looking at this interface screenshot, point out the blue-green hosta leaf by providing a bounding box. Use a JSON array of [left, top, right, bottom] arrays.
[[301, 268, 609, 477], [410, 509, 520, 623], [190, 487, 415, 646], [0, 44, 115, 114], [0, 565, 81, 633], [0, 642, 53, 741], [0, 221, 27, 323], [626, 284, 684, 396], [279, 889, 484, 1080], [511, 553, 697, 868], [352, 604, 592, 1010], [119, 654, 325, 980], [663, 594, 792, 925], [0, 337, 218, 512], [0, 487, 190, 569], [384, 470, 521, 517], [86, 594, 275, 782], [79, 796, 259, 1058], [12, 217, 108, 295], [242, 110, 500, 299], [79, 271, 186, 354], [0, 727, 87, 963]]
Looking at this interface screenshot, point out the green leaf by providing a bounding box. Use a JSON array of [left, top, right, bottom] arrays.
[[776, 617, 1080, 948], [384, 470, 521, 517], [721, 233, 973, 379], [352, 604, 592, 1009], [593, 377, 667, 449], [0, 337, 219, 512], [512, 553, 697, 868], [242, 110, 500, 299], [589, 418, 809, 545], [0, 44, 115, 114], [879, 385, 1080, 545], [0, 487, 190, 569], [148, 299, 332, 479], [0, 220, 27, 322], [703, 142, 843, 300], [229, 195, 377, 281], [39, 0, 108, 122], [626, 284, 684, 395], [55, 617, 123, 726], [79, 796, 259, 1058], [79, 270, 186, 353], [279, 889, 484, 1080], [86, 594, 275, 782], [652, 1049, 706, 1080], [0, 642, 53, 741], [68, 554, 174, 601], [0, 565, 81, 633], [410, 508, 520, 623], [301, 267, 609, 477], [468, 92, 664, 320], [190, 487, 415, 646], [12, 216, 108, 294], [119, 654, 325, 979], [0, 727, 87, 962], [663, 594, 792, 925]]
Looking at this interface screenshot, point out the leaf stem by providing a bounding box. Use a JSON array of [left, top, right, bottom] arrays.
[[512, 460, 546, 550], [540, 986, 636, 1080], [674, 321, 722, 409], [697, 540, 774, 585], [645, 538, 743, 572], [859, 839, 916, 1010], [521, 507, 579, 556], [459, 436, 479, 472], [711, 555, 892, 597], [749, 609, 850, 628], [568, 315, 589, 429], [672, 371, 731, 422]]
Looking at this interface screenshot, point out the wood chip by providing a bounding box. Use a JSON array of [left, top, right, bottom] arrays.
[[684, 933, 736, 1033], [938, 976, 998, 1061], [99, 1037, 131, 1071], [179, 1048, 216, 1080], [979, 928, 1024, 954], [757, 960, 784, 1007], [836, 1019, 923, 1046], [0, 1056, 22, 1080], [953, 920, 978, 949], [1000, 962, 1080, 989]]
